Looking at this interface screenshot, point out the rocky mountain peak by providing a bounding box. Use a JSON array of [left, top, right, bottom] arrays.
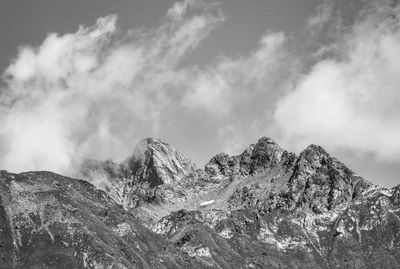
[[302, 143, 328, 158], [256, 136, 277, 145], [286, 144, 372, 213], [81, 137, 195, 194], [115, 137, 196, 187], [293, 144, 361, 183], [204, 137, 296, 180], [80, 137, 196, 208], [249, 136, 289, 173], [1, 136, 399, 269], [131, 137, 183, 160], [123, 137, 196, 187], [292, 144, 330, 174]]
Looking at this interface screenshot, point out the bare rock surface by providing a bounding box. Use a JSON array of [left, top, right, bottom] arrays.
[[1, 136, 400, 268], [0, 171, 211, 269], [80, 137, 195, 209]]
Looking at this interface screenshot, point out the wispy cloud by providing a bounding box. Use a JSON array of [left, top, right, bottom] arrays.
[[1, 0, 400, 181], [307, 0, 334, 32], [182, 31, 288, 117], [0, 0, 223, 175]]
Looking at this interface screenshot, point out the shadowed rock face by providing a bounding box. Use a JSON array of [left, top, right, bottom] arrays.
[[1, 137, 400, 269]]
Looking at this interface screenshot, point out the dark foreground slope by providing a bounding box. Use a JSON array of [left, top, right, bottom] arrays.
[[1, 137, 400, 268], [0, 171, 208, 269]]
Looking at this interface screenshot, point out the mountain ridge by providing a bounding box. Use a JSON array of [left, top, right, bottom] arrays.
[[1, 136, 399, 268]]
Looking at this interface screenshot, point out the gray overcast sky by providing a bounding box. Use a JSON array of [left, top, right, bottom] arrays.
[[0, 0, 399, 187]]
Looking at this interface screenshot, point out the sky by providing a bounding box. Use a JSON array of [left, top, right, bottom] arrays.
[[0, 0, 399, 187]]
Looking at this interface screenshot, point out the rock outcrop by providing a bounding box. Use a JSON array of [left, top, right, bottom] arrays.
[[123, 137, 196, 187], [0, 171, 206, 269], [82, 137, 195, 188], [204, 137, 296, 179], [1, 136, 399, 269], [80, 137, 196, 209]]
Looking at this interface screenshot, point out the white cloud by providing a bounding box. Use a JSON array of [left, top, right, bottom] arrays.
[[2, 0, 400, 188], [0, 1, 223, 175], [182, 31, 288, 117], [275, 2, 400, 161], [167, 0, 195, 20]]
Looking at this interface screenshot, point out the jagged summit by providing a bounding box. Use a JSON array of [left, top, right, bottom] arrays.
[[200, 137, 372, 215], [82, 137, 195, 189], [82, 136, 371, 211], [286, 143, 372, 213], [123, 137, 196, 187], [204, 136, 296, 179], [80, 137, 196, 208], [132, 137, 177, 158], [249, 136, 294, 173], [1, 136, 399, 269]]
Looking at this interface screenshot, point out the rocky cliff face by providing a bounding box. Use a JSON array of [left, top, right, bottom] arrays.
[[80, 137, 195, 209], [124, 137, 196, 187], [1, 136, 399, 269], [82, 137, 195, 187]]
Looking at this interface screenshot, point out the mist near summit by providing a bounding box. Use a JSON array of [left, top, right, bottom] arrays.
[[1, 0, 400, 186]]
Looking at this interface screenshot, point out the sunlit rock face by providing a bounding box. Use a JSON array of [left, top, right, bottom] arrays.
[[204, 137, 297, 179], [123, 137, 196, 187], [80, 137, 196, 209], [1, 137, 400, 269], [82, 137, 195, 187]]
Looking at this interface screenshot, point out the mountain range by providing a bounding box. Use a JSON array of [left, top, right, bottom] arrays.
[[1, 137, 399, 268]]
